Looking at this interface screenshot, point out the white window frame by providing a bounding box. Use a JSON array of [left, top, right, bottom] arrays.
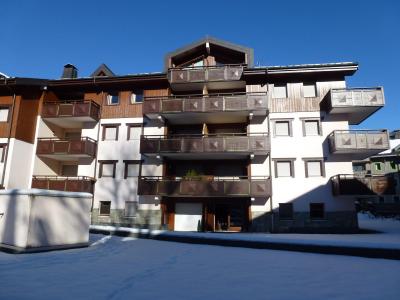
[[272, 84, 287, 99], [303, 83, 317, 98]]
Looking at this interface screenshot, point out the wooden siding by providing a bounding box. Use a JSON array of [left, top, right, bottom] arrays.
[[0, 95, 14, 138], [14, 94, 41, 143]]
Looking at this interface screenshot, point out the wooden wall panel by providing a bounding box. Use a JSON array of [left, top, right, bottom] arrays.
[[101, 91, 143, 119], [84, 92, 103, 105], [143, 89, 169, 97], [0, 95, 14, 137], [14, 94, 41, 143]]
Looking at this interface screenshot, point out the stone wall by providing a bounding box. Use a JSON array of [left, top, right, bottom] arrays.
[[91, 209, 162, 229]]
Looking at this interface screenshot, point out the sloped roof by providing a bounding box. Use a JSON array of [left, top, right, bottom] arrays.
[[90, 63, 115, 77]]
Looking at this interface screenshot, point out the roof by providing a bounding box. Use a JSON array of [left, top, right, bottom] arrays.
[[90, 63, 116, 77]]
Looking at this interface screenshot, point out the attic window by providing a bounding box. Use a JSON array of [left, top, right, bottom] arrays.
[[193, 60, 204, 67]]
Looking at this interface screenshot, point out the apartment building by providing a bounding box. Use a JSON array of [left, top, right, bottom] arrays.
[[0, 37, 390, 232]]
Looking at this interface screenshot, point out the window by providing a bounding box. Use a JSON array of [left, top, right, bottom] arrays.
[[389, 161, 397, 170], [99, 160, 117, 178], [130, 90, 143, 104], [124, 160, 140, 178], [193, 60, 204, 67], [99, 201, 111, 216], [353, 164, 366, 173], [274, 120, 291, 136], [107, 93, 120, 105], [279, 203, 293, 220], [275, 160, 295, 177], [375, 163, 382, 171], [303, 119, 321, 136], [304, 159, 325, 177], [124, 201, 137, 217], [0, 108, 9, 122], [393, 196, 399, 203], [0, 144, 6, 162], [303, 83, 317, 97], [127, 124, 142, 140], [102, 124, 120, 141], [310, 203, 324, 219], [273, 85, 287, 98]]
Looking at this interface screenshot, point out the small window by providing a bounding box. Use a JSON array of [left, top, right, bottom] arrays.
[[99, 161, 117, 178], [273, 85, 287, 98], [107, 93, 120, 105], [375, 163, 382, 171], [102, 124, 120, 141], [0, 108, 9, 122], [124, 201, 137, 217], [127, 124, 142, 140], [130, 90, 143, 104], [279, 203, 293, 220], [305, 160, 325, 177], [124, 160, 140, 178], [275, 121, 291, 136], [353, 164, 366, 173], [275, 160, 294, 177], [0, 144, 6, 162], [310, 203, 324, 219], [303, 120, 321, 136], [193, 60, 204, 67], [303, 83, 317, 97], [99, 201, 111, 216], [389, 161, 396, 170]]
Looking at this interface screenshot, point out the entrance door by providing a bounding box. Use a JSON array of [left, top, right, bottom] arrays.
[[215, 203, 245, 231]]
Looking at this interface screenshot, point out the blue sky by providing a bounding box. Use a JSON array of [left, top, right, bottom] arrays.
[[1, 0, 399, 130]]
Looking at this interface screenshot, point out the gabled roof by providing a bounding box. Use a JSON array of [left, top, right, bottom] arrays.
[[164, 36, 254, 70], [90, 63, 115, 77]]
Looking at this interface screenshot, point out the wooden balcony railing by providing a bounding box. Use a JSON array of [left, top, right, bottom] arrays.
[[143, 92, 268, 115], [140, 133, 270, 155], [328, 130, 389, 154], [42, 100, 100, 121], [168, 64, 244, 84], [32, 176, 95, 193], [138, 176, 271, 198], [36, 137, 97, 158], [331, 174, 397, 196]]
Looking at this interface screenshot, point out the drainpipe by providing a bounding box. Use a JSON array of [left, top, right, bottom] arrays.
[[1, 92, 16, 188]]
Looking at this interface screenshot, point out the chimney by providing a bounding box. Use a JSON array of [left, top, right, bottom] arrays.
[[61, 64, 78, 79]]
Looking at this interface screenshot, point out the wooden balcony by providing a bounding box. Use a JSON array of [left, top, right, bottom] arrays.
[[140, 133, 270, 158], [143, 93, 268, 123], [328, 130, 389, 159], [31, 176, 95, 193], [36, 137, 97, 161], [168, 65, 244, 91], [41, 100, 100, 128], [321, 88, 384, 125], [138, 176, 271, 198], [331, 174, 397, 196]]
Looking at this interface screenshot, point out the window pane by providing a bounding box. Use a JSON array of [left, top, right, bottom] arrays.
[[130, 90, 143, 104], [273, 85, 287, 98], [303, 83, 316, 97], [102, 163, 114, 177], [304, 120, 319, 136], [0, 108, 9, 122], [279, 203, 293, 220], [193, 60, 204, 67], [277, 161, 291, 177], [275, 121, 290, 136], [307, 161, 322, 177], [100, 201, 111, 215], [105, 127, 117, 140], [310, 203, 324, 219], [126, 163, 139, 177], [128, 126, 141, 140], [125, 201, 137, 217], [108, 94, 119, 105]]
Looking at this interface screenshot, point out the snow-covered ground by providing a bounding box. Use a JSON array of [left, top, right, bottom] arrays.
[[92, 213, 400, 249], [0, 234, 399, 300], [0, 214, 399, 300]]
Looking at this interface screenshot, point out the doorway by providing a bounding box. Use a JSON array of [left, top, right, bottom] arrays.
[[215, 203, 246, 232]]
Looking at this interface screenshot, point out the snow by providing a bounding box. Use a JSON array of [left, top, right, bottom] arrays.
[[91, 213, 400, 250], [0, 234, 399, 300], [1, 213, 399, 299]]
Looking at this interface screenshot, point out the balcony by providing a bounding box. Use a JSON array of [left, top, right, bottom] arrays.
[[41, 100, 100, 128], [331, 174, 396, 196], [31, 176, 95, 193], [321, 88, 384, 125], [328, 130, 389, 159], [138, 176, 271, 198], [143, 93, 268, 124], [140, 133, 270, 159], [36, 137, 97, 161], [168, 65, 245, 91]]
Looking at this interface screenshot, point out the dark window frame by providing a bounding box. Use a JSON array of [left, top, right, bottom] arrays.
[[98, 160, 118, 178], [126, 123, 142, 140], [310, 203, 325, 220], [272, 84, 288, 99], [101, 124, 121, 141], [123, 160, 141, 179], [272, 119, 293, 137], [273, 158, 296, 178], [302, 82, 318, 98], [303, 158, 326, 178], [99, 201, 111, 216], [301, 118, 322, 136], [279, 203, 294, 220], [0, 143, 7, 162]]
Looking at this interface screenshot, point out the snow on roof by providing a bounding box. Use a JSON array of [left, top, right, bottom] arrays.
[[379, 139, 400, 155]]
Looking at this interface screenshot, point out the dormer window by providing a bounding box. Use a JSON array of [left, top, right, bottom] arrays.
[[193, 60, 204, 68], [107, 92, 119, 105]]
